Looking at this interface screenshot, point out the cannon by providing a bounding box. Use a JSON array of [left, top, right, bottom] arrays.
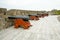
[[37, 13, 48, 18], [37, 14, 45, 18], [44, 13, 48, 16], [41, 14, 48, 17], [37, 14, 42, 18], [8, 16, 32, 29], [28, 14, 39, 20]]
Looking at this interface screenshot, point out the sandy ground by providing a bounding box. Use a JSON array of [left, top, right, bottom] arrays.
[[0, 15, 60, 40]]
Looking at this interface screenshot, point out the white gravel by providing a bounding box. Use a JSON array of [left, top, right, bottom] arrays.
[[0, 15, 60, 40]]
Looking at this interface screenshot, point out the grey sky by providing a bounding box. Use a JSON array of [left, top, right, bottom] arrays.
[[0, 0, 60, 11]]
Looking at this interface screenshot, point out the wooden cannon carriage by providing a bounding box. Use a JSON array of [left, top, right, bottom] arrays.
[[8, 16, 32, 29], [28, 14, 39, 20]]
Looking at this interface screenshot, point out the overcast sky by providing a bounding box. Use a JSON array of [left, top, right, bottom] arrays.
[[0, 0, 60, 11]]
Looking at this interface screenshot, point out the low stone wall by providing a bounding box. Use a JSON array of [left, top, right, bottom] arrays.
[[0, 18, 5, 30], [0, 18, 14, 30]]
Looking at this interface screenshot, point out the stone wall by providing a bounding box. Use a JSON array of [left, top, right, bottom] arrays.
[[0, 18, 5, 30], [7, 9, 42, 16], [0, 8, 7, 30]]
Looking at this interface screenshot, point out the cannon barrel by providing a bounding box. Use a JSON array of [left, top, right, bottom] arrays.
[[28, 14, 39, 17], [8, 16, 30, 21]]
